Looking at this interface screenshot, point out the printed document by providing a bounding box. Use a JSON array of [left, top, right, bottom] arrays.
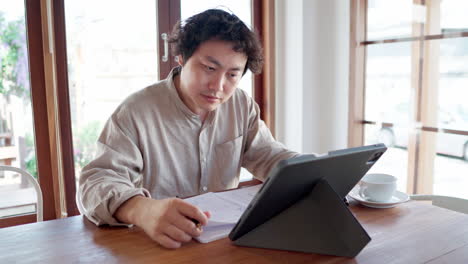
[[184, 184, 262, 243]]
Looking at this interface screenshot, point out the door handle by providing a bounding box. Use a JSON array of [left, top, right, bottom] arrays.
[[161, 33, 169, 62]]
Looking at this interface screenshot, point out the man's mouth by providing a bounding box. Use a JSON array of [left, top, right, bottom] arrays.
[[201, 94, 221, 102]]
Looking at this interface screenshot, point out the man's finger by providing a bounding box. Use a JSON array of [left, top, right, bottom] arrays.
[[164, 225, 193, 243], [155, 234, 182, 249], [171, 213, 203, 237], [203, 211, 211, 219], [176, 199, 209, 226]]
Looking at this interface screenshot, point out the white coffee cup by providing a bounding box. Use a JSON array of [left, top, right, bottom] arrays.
[[359, 173, 397, 202]]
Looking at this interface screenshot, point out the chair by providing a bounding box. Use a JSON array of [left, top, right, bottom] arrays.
[[0, 165, 43, 221], [410, 194, 468, 214]]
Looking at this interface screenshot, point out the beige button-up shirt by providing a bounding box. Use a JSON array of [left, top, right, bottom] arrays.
[[79, 68, 299, 226]]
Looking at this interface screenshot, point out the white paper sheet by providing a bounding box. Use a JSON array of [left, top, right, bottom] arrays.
[[184, 184, 262, 243]]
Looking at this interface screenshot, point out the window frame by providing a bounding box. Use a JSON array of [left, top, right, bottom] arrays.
[[0, 0, 62, 227], [349, 0, 468, 194], [1, 0, 274, 227]]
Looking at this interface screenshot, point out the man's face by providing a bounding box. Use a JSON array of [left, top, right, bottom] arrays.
[[176, 39, 248, 119]]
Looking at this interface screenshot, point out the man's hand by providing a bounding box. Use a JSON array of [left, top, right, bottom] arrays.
[[114, 196, 210, 249]]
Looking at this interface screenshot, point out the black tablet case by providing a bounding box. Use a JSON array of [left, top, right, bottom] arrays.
[[229, 144, 387, 257]]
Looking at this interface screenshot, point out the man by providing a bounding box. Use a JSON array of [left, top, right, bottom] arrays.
[[79, 9, 299, 249]]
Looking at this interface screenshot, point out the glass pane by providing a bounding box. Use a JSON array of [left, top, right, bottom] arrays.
[[181, 0, 254, 181], [430, 131, 468, 199], [428, 37, 468, 199], [0, 2, 38, 217], [364, 124, 408, 192], [365, 42, 412, 125], [368, 0, 468, 41], [440, 0, 468, 34], [367, 0, 414, 41], [64, 0, 159, 183], [436, 37, 468, 132]]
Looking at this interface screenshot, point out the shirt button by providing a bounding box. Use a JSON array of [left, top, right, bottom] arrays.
[[202, 186, 208, 191]]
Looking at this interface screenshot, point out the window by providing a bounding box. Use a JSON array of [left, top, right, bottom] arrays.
[[0, 1, 37, 219], [63, 0, 261, 192], [61, 0, 269, 209], [63, 0, 160, 187], [0, 0, 64, 227], [1, 0, 270, 227], [350, 0, 468, 198], [0, 0, 181, 227]]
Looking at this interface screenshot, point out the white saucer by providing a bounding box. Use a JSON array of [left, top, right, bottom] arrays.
[[348, 187, 410, 208]]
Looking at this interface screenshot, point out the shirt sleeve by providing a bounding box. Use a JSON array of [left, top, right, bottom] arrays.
[[241, 98, 302, 181], [78, 108, 150, 226]]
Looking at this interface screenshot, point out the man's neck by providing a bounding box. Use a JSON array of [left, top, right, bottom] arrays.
[[173, 74, 208, 122]]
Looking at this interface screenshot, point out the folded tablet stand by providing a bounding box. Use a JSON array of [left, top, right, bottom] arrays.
[[232, 178, 370, 257]]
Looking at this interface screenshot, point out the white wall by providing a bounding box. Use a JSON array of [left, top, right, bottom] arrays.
[[275, 0, 304, 153], [275, 0, 350, 154]]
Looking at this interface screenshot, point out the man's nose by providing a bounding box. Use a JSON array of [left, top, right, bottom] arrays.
[[208, 74, 224, 92]]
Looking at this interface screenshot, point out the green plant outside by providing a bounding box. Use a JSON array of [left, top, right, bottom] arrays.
[[1, 12, 102, 179], [0, 12, 29, 99], [23, 120, 103, 179], [73, 121, 102, 170], [24, 132, 37, 179]]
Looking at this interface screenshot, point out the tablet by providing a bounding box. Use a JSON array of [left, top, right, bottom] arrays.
[[229, 144, 387, 241]]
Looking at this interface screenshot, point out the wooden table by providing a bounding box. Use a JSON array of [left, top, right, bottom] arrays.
[[1, 200, 468, 264]]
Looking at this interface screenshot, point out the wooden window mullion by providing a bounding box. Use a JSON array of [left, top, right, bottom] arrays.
[[26, 0, 60, 221], [53, 0, 79, 216], [348, 0, 367, 148]]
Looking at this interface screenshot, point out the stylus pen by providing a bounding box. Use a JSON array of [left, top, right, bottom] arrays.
[[190, 218, 202, 230], [344, 197, 350, 206]]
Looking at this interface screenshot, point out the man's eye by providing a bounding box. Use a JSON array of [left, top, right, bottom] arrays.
[[205, 65, 215, 71]]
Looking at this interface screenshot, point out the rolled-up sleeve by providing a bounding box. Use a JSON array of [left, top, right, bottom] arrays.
[[78, 108, 150, 226], [241, 99, 301, 181]]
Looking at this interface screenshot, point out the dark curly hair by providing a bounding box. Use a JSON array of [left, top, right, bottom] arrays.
[[169, 9, 263, 75]]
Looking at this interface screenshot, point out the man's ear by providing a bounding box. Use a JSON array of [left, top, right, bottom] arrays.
[[177, 56, 184, 66]]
